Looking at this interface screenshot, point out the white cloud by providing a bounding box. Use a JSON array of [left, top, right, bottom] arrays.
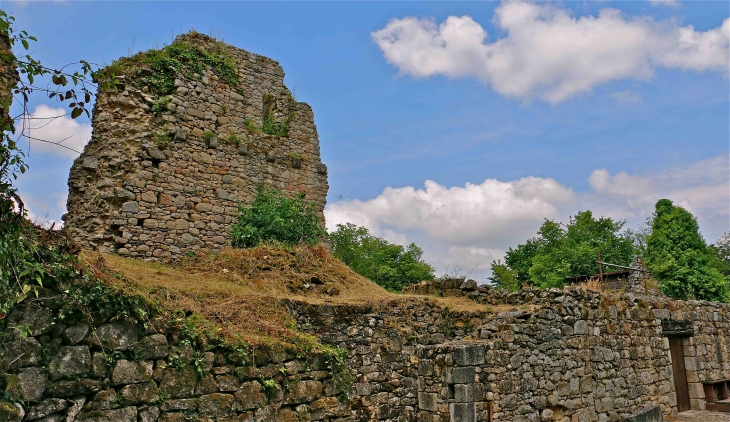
[[20, 105, 91, 158], [325, 154, 729, 280], [587, 155, 729, 225], [19, 191, 66, 229], [326, 177, 574, 248], [649, 0, 679, 8], [372, 3, 729, 103]]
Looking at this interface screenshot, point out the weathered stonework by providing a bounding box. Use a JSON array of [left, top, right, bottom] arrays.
[[293, 282, 730, 421], [4, 278, 730, 421], [63, 32, 328, 259], [0, 299, 349, 422]]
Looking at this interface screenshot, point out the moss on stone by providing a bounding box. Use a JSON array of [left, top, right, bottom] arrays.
[[103, 33, 239, 96]]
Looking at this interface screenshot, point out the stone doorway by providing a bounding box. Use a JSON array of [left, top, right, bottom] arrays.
[[669, 336, 691, 412], [663, 320, 695, 413]]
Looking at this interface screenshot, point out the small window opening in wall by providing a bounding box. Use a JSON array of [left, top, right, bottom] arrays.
[[137, 219, 144, 227]]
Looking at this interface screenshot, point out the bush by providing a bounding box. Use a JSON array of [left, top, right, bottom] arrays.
[[646, 199, 729, 302], [328, 223, 434, 291], [230, 187, 325, 248], [488, 260, 519, 292], [492, 210, 637, 289]]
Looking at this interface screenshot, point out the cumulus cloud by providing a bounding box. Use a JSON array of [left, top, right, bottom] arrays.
[[20, 105, 91, 158], [326, 177, 574, 248], [372, 3, 729, 103], [325, 155, 729, 280], [587, 155, 729, 224]]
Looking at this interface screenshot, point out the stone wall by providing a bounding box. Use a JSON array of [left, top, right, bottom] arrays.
[[4, 279, 730, 421], [293, 283, 730, 421], [63, 32, 329, 259], [0, 299, 349, 422]]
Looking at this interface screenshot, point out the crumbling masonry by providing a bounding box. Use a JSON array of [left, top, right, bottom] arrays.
[[28, 32, 730, 422], [63, 32, 329, 259]]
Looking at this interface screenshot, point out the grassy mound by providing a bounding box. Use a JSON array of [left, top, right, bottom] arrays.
[[81, 244, 492, 347]]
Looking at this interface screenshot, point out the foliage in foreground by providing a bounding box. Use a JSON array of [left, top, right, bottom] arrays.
[[230, 187, 325, 248], [328, 223, 435, 292], [646, 199, 729, 302], [490, 210, 636, 289]]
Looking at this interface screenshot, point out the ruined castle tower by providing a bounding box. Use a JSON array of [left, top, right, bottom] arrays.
[[64, 32, 329, 259]]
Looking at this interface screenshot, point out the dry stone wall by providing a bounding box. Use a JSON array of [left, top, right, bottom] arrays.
[[63, 32, 328, 259], [0, 299, 350, 422], [3, 279, 730, 422], [293, 284, 730, 421]]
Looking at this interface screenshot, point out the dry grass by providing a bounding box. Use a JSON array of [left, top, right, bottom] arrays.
[[573, 277, 604, 292], [80, 245, 493, 346]]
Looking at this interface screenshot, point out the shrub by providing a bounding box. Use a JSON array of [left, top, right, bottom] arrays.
[[230, 187, 325, 248], [328, 223, 434, 292], [646, 199, 729, 302], [493, 211, 636, 289], [488, 260, 519, 292]]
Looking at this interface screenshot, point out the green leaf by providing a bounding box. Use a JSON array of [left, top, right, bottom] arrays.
[[21, 39, 28, 50], [71, 107, 82, 119]]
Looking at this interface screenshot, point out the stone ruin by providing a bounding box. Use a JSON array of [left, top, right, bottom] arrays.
[[63, 32, 329, 259], [1, 30, 722, 422], [5, 280, 730, 422]]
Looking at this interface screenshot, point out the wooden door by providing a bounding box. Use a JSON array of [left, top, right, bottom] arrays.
[[669, 336, 691, 412]]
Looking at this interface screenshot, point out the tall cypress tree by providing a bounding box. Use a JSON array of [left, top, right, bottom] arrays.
[[646, 199, 729, 302]]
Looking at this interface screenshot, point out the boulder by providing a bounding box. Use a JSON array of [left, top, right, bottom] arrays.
[[63, 324, 90, 345], [111, 360, 153, 386], [198, 393, 234, 418], [47, 380, 101, 398], [119, 381, 159, 405], [3, 337, 42, 370], [159, 367, 198, 399], [25, 398, 67, 420], [132, 334, 169, 360], [284, 380, 322, 405], [14, 304, 55, 336], [234, 381, 266, 410], [138, 406, 160, 422], [77, 406, 137, 422], [48, 346, 91, 380], [93, 321, 139, 350], [17, 367, 48, 402]]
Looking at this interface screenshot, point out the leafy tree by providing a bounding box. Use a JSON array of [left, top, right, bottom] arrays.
[[710, 232, 730, 278], [646, 199, 728, 302], [328, 223, 434, 292], [503, 238, 542, 286], [230, 187, 325, 248], [488, 260, 519, 291], [491, 210, 636, 289]]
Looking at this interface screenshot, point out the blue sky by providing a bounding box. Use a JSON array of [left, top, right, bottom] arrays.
[[5, 1, 729, 279]]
